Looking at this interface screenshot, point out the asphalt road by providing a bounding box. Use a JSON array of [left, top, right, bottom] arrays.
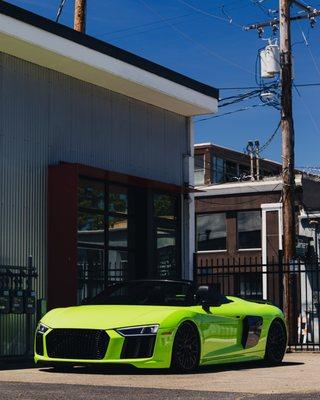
[[0, 382, 320, 400], [0, 353, 319, 399]]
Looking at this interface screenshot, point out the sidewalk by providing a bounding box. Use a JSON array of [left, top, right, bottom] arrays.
[[0, 353, 318, 395]]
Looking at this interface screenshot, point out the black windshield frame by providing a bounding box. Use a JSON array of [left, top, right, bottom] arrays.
[[85, 280, 197, 307]]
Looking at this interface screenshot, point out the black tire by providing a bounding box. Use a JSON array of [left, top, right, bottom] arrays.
[[171, 321, 200, 373], [264, 319, 287, 365]]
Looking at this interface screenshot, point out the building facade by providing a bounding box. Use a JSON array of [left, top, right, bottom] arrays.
[[194, 142, 320, 300], [0, 2, 218, 356]]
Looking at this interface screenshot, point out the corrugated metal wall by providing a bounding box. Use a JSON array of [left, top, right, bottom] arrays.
[[0, 52, 189, 302]]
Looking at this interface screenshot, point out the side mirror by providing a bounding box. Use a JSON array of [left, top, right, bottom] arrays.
[[201, 298, 222, 312], [196, 285, 222, 312]]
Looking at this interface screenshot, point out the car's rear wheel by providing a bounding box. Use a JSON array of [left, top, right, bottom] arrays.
[[264, 319, 287, 365], [171, 321, 200, 373]]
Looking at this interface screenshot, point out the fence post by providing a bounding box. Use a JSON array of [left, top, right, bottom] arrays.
[[192, 253, 197, 284], [25, 255, 33, 356], [278, 250, 284, 311]]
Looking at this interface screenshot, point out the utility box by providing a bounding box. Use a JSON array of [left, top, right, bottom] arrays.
[[260, 44, 280, 78], [11, 289, 24, 314], [0, 289, 10, 314], [24, 290, 37, 314]]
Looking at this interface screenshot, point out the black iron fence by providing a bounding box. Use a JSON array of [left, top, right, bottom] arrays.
[[194, 256, 320, 351], [0, 257, 38, 358], [77, 260, 130, 304]]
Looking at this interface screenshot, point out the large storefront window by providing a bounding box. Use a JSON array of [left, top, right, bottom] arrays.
[[154, 194, 180, 279], [77, 179, 181, 303], [77, 180, 134, 303], [196, 213, 227, 251]]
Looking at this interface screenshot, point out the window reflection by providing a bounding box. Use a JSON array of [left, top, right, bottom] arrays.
[[156, 227, 176, 278], [154, 194, 176, 220], [78, 179, 104, 210], [77, 248, 105, 303], [196, 213, 227, 251], [109, 186, 128, 214], [154, 193, 179, 278], [78, 212, 104, 246], [237, 211, 262, 249], [108, 215, 128, 247], [108, 250, 129, 282], [194, 154, 205, 186]]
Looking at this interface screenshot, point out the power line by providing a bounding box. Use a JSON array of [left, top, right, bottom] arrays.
[[98, 12, 195, 39], [219, 82, 320, 90], [259, 120, 281, 152], [56, 0, 68, 23], [174, 0, 244, 29], [195, 103, 268, 122], [137, 0, 257, 77]]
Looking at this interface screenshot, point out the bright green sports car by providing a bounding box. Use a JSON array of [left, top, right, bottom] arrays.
[[34, 280, 287, 372]]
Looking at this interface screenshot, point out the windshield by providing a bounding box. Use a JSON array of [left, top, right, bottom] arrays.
[[86, 280, 195, 306]]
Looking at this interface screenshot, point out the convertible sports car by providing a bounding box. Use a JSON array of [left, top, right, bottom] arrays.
[[34, 280, 287, 372]]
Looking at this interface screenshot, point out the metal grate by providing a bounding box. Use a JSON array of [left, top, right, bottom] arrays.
[[121, 336, 156, 359], [46, 329, 109, 360]]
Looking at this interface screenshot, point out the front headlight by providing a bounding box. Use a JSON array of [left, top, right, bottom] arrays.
[[37, 323, 49, 334], [116, 324, 159, 337]]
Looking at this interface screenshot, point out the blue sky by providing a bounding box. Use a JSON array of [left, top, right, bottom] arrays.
[[6, 0, 320, 167]]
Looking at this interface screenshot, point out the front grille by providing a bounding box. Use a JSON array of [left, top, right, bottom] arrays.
[[121, 336, 156, 359], [35, 333, 44, 356], [46, 329, 109, 360]]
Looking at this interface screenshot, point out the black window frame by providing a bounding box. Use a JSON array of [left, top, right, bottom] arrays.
[[77, 177, 182, 303], [196, 212, 227, 252], [237, 210, 262, 250]]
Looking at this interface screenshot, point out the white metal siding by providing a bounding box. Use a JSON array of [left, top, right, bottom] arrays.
[[0, 52, 189, 299]]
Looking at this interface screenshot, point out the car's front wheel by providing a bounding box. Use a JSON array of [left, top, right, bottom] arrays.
[[264, 319, 287, 365], [171, 321, 200, 373]]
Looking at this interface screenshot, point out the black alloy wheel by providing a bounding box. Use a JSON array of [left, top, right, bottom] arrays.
[[264, 319, 287, 365], [171, 322, 200, 373]]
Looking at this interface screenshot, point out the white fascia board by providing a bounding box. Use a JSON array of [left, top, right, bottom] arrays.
[[0, 14, 218, 116], [195, 180, 283, 197], [195, 175, 302, 197]]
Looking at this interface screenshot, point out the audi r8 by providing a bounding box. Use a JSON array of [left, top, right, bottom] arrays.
[[34, 280, 287, 372]]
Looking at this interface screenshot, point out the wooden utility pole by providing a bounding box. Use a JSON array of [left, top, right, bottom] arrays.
[[279, 0, 295, 341], [280, 0, 295, 265], [244, 0, 320, 344], [74, 0, 87, 33]]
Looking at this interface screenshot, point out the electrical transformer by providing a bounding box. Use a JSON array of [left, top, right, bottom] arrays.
[[260, 43, 280, 78]]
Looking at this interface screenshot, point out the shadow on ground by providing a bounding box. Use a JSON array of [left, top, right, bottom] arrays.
[[39, 359, 304, 376], [0, 359, 36, 371]]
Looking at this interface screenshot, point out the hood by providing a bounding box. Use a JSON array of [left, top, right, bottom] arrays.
[[41, 305, 185, 330]]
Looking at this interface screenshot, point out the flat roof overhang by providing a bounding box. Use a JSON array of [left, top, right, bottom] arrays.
[[0, 2, 218, 117]]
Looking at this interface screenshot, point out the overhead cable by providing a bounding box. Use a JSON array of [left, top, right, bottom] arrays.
[[195, 103, 268, 122], [137, 0, 257, 77], [56, 0, 68, 23], [174, 0, 244, 28]]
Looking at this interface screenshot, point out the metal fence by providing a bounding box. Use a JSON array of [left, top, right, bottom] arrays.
[[77, 260, 129, 304], [0, 257, 38, 358], [194, 256, 320, 351]]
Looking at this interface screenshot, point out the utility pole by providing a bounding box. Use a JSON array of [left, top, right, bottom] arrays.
[[74, 0, 87, 33], [280, 0, 295, 265], [244, 1, 320, 260], [244, 1, 320, 341]]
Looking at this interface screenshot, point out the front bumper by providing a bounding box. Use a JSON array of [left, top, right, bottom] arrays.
[[34, 327, 175, 369]]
